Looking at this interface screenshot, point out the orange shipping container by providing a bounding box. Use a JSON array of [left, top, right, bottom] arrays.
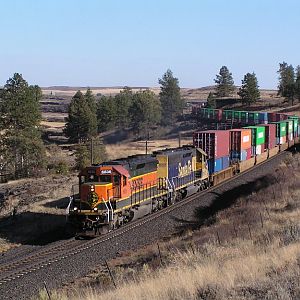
[[230, 129, 252, 151]]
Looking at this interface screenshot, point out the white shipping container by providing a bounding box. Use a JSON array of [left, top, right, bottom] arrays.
[[256, 144, 262, 155]]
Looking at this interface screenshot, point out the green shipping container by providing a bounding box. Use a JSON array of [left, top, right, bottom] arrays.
[[248, 112, 259, 120], [286, 120, 293, 134], [207, 108, 214, 119], [244, 126, 265, 145], [224, 110, 233, 119], [234, 111, 242, 121], [241, 111, 248, 119], [272, 122, 287, 137], [288, 116, 299, 132]]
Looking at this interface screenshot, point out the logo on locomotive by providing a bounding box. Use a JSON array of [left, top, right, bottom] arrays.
[[87, 191, 99, 208], [178, 160, 192, 177]]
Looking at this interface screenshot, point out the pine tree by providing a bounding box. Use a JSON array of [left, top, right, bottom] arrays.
[[1, 73, 41, 130], [114, 87, 133, 128], [207, 92, 216, 108], [0, 73, 45, 177], [214, 66, 235, 97], [158, 69, 183, 125], [277, 62, 295, 104], [64, 90, 97, 143], [129, 90, 161, 136], [97, 95, 116, 132], [238, 73, 260, 106]]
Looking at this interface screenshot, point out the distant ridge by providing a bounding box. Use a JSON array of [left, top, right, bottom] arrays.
[[42, 86, 151, 91]]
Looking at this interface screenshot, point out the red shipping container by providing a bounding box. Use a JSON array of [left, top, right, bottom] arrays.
[[260, 124, 276, 149], [276, 113, 288, 121], [217, 109, 222, 122], [246, 148, 252, 159], [268, 112, 277, 123], [193, 130, 230, 159], [230, 129, 252, 151]]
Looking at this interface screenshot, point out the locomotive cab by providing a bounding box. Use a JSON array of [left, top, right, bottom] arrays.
[[77, 165, 130, 211]]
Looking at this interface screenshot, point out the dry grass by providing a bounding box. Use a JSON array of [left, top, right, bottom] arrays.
[[41, 121, 65, 128], [36, 152, 300, 300]]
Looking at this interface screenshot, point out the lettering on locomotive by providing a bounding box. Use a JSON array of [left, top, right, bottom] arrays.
[[131, 177, 143, 189], [178, 160, 192, 177]]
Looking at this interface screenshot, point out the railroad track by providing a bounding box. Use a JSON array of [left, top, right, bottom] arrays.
[[0, 151, 287, 285]]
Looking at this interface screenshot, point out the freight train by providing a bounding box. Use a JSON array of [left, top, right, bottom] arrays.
[[67, 108, 300, 236]]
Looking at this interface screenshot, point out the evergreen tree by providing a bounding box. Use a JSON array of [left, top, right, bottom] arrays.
[[0, 73, 45, 177], [1, 73, 41, 130], [277, 62, 295, 104], [238, 72, 260, 106], [64, 90, 97, 143], [214, 66, 235, 97], [158, 69, 183, 125], [129, 90, 161, 136], [114, 87, 133, 128], [97, 95, 116, 132], [85, 88, 97, 111], [207, 92, 216, 108]]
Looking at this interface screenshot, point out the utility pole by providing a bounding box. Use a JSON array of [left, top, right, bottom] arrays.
[[90, 138, 94, 165], [178, 131, 181, 147]]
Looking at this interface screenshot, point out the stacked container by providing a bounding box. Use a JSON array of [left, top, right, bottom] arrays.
[[272, 121, 287, 144], [286, 119, 293, 141], [241, 111, 249, 125], [193, 130, 230, 174], [248, 112, 259, 125], [268, 112, 277, 123], [244, 126, 266, 155], [260, 124, 277, 150], [229, 129, 252, 162], [223, 110, 233, 122], [276, 113, 288, 122], [233, 111, 242, 123], [288, 116, 299, 137], [258, 112, 268, 124]]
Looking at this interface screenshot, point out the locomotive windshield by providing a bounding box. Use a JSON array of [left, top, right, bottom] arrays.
[[100, 175, 112, 183], [84, 175, 112, 183]]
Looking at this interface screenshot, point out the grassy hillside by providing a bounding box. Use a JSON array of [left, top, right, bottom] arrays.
[[38, 152, 300, 300]]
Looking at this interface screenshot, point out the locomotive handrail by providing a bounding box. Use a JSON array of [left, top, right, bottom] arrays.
[[108, 199, 114, 222], [102, 198, 110, 223]]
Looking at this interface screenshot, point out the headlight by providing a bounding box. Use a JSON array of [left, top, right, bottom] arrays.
[[90, 185, 95, 191], [93, 207, 98, 212], [73, 207, 78, 211]]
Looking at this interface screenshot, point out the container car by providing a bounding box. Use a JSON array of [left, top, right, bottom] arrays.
[[193, 130, 230, 159]]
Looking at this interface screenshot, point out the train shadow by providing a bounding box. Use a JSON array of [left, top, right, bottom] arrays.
[[173, 174, 277, 233], [0, 211, 75, 246], [43, 196, 70, 209]]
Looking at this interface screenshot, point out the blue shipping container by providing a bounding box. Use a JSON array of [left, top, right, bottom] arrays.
[[230, 150, 248, 161], [207, 156, 230, 174], [259, 112, 268, 124]]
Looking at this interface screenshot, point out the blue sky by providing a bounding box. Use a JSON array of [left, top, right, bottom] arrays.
[[0, 0, 299, 88]]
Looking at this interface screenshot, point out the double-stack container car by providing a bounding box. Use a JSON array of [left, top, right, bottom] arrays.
[[193, 130, 230, 174], [229, 129, 252, 162], [244, 126, 266, 155]]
